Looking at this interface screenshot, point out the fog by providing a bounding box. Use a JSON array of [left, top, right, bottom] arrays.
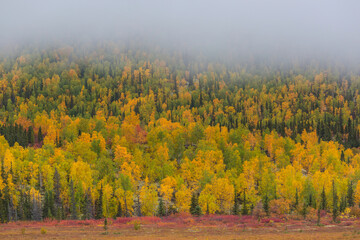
[[1, 0, 360, 62]]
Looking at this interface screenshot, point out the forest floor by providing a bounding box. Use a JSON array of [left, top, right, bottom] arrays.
[[1, 215, 360, 239]]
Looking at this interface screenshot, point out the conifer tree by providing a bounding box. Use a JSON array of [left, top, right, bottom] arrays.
[[104, 217, 108, 231], [301, 202, 307, 219], [233, 191, 239, 215], [320, 186, 326, 210], [332, 180, 338, 222], [242, 190, 248, 215], [190, 193, 201, 216], [95, 185, 103, 219], [0, 182, 8, 222], [31, 192, 42, 221], [157, 198, 166, 217], [28, 126, 34, 145], [53, 168, 62, 220], [341, 150, 345, 162], [38, 127, 43, 143], [43, 190, 54, 219], [84, 189, 93, 220], [294, 188, 299, 210], [70, 180, 77, 220], [347, 180, 354, 207], [263, 194, 269, 216], [116, 201, 122, 218]]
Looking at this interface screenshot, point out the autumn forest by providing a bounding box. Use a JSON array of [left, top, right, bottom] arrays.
[[0, 41, 359, 226]]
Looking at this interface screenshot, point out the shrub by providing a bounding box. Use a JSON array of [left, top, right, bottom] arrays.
[[269, 199, 291, 215], [40, 228, 47, 234], [306, 208, 318, 222], [253, 202, 266, 219], [133, 221, 141, 230], [349, 206, 360, 218]]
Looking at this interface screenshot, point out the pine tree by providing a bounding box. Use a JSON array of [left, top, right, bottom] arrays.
[[301, 202, 307, 219], [43, 190, 54, 219], [38, 127, 43, 143], [31, 192, 42, 221], [116, 201, 122, 218], [190, 193, 197, 215], [233, 191, 239, 215], [294, 188, 299, 210], [8, 195, 16, 222], [347, 180, 354, 207], [308, 193, 314, 208], [95, 185, 103, 219], [274, 184, 277, 200], [157, 198, 166, 217], [84, 189, 93, 220], [70, 180, 77, 220], [28, 126, 34, 145], [0, 177, 8, 222], [320, 186, 326, 210], [20, 191, 31, 220], [340, 197, 346, 213], [174, 76, 179, 98], [190, 193, 201, 216], [341, 150, 345, 162], [317, 207, 321, 226], [263, 194, 269, 216], [332, 180, 338, 222], [53, 168, 62, 220], [104, 217, 108, 231], [242, 190, 248, 215]]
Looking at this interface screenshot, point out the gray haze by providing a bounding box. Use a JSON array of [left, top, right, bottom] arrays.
[[1, 0, 360, 61]]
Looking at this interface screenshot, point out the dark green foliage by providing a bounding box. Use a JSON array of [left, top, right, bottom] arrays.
[[95, 185, 103, 219], [116, 201, 122, 218], [242, 190, 248, 215], [294, 188, 299, 209], [18, 191, 31, 221], [157, 198, 166, 217], [28, 126, 35, 145], [263, 194, 269, 216], [301, 203, 308, 219], [104, 218, 108, 231], [308, 193, 314, 209], [84, 188, 93, 220], [0, 124, 30, 147], [0, 199, 8, 223], [38, 127, 43, 143], [43, 190, 54, 219], [190, 193, 201, 216], [0, 182, 8, 223], [233, 191, 239, 215], [347, 181, 354, 207], [8, 195, 17, 221], [31, 192, 42, 221], [339, 197, 346, 213], [53, 168, 62, 220], [70, 180, 77, 220], [332, 180, 338, 222], [320, 186, 326, 211]]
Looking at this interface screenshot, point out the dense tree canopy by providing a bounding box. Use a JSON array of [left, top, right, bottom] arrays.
[[0, 42, 360, 221]]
